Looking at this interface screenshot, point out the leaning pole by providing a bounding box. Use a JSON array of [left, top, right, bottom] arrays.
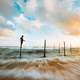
[[70, 43, 72, 55], [44, 40, 46, 57], [20, 44, 22, 59], [64, 41, 66, 56]]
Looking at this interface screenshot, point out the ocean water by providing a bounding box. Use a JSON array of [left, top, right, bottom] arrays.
[[0, 46, 80, 59], [0, 46, 59, 59]]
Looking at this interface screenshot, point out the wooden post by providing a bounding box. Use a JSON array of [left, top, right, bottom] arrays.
[[44, 40, 46, 57], [20, 44, 22, 59], [59, 43, 60, 55], [64, 41, 66, 56]]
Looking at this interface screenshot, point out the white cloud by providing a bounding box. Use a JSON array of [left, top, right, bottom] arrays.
[[0, 16, 15, 30], [44, 0, 55, 13], [0, 16, 16, 37], [14, 14, 32, 31], [33, 0, 79, 36], [31, 20, 42, 29], [0, 16, 6, 24], [26, 0, 37, 12], [14, 14, 43, 31]]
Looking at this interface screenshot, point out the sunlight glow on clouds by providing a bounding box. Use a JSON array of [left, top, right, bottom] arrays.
[[62, 15, 80, 36], [0, 29, 15, 37], [0, 0, 80, 46]]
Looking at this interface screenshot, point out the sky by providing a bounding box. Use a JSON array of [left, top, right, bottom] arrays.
[[0, 0, 80, 47]]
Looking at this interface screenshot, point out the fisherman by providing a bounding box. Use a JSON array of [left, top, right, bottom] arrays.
[[20, 35, 24, 48]]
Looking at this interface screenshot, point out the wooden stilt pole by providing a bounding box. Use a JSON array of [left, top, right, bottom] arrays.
[[44, 40, 46, 57], [64, 41, 66, 56], [59, 43, 60, 55], [20, 44, 22, 59]]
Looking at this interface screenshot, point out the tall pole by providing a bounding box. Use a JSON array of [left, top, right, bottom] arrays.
[[20, 44, 22, 59], [64, 41, 66, 56], [59, 43, 60, 55], [44, 40, 46, 57]]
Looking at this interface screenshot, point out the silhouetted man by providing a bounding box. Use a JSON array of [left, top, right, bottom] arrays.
[[20, 35, 25, 58], [20, 35, 24, 47]]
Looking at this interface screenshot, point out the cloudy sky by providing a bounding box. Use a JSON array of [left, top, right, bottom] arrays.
[[0, 0, 80, 47]]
